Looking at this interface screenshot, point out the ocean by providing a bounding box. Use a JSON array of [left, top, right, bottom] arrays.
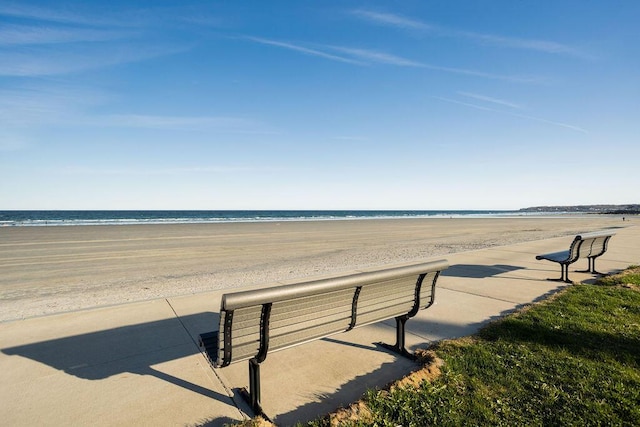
[[0, 210, 528, 227]]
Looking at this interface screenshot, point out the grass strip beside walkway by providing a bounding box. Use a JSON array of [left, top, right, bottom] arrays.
[[312, 267, 640, 426]]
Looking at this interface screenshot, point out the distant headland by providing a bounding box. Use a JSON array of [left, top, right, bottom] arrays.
[[520, 204, 640, 215]]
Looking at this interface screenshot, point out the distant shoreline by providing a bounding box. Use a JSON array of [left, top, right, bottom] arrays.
[[520, 204, 640, 214]]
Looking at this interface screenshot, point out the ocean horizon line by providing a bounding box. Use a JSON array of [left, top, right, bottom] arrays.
[[0, 209, 571, 227]]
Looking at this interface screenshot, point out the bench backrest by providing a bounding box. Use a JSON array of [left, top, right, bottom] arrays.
[[579, 231, 614, 258], [569, 231, 615, 262], [214, 259, 449, 367]]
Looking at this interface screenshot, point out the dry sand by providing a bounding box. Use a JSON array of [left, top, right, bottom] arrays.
[[0, 215, 625, 322]]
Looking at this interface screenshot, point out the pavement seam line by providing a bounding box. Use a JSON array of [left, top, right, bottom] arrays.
[[438, 286, 521, 304], [164, 298, 246, 420]]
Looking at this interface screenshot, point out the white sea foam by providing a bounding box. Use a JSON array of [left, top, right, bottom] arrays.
[[0, 210, 566, 227]]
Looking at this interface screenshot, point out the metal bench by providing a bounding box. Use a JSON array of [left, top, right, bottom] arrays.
[[198, 259, 448, 416], [535, 231, 615, 282]]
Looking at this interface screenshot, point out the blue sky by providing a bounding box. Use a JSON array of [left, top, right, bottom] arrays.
[[1, 1, 639, 210]]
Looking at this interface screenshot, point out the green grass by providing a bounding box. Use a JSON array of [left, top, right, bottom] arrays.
[[308, 267, 640, 426]]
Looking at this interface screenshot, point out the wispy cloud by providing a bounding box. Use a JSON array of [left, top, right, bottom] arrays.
[[0, 2, 143, 28], [0, 83, 109, 126], [351, 10, 433, 31], [244, 36, 538, 82], [457, 92, 523, 109], [0, 2, 98, 25], [0, 3, 194, 78], [0, 43, 186, 77], [459, 32, 590, 58], [435, 96, 587, 133], [244, 36, 418, 67], [0, 84, 260, 133], [327, 46, 423, 67], [353, 9, 592, 59], [0, 24, 133, 45], [331, 46, 538, 82], [92, 114, 256, 131], [243, 36, 363, 65]]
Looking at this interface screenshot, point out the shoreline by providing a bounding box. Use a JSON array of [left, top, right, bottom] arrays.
[[0, 215, 630, 322], [1, 210, 625, 228]]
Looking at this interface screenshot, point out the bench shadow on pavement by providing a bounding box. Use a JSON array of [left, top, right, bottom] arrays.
[[441, 264, 525, 279], [1, 312, 231, 404], [0, 311, 485, 425]]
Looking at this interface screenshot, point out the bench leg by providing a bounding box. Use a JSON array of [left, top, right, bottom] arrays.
[[547, 263, 571, 283], [590, 257, 605, 275], [379, 316, 417, 360], [574, 258, 605, 276], [240, 358, 266, 418], [576, 258, 593, 274]]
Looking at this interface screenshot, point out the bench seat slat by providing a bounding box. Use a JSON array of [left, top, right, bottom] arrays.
[[271, 312, 352, 335], [583, 237, 608, 258], [359, 302, 414, 318], [591, 242, 608, 257], [355, 272, 438, 324], [218, 308, 261, 364], [270, 304, 352, 331], [358, 280, 416, 299], [228, 342, 261, 363], [270, 304, 352, 328], [225, 306, 262, 330], [224, 291, 357, 363], [359, 280, 414, 298], [270, 306, 352, 332], [269, 288, 355, 323], [269, 318, 353, 351], [269, 293, 354, 352], [357, 305, 414, 326]]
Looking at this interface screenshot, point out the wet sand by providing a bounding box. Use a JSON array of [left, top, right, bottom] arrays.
[[0, 216, 626, 322]]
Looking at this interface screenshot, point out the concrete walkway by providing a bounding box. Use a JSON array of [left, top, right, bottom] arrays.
[[1, 224, 637, 426]]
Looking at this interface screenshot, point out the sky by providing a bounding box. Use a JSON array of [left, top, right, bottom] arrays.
[[1, 1, 639, 211]]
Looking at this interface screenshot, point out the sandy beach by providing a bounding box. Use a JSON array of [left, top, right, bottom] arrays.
[[0, 215, 627, 322]]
